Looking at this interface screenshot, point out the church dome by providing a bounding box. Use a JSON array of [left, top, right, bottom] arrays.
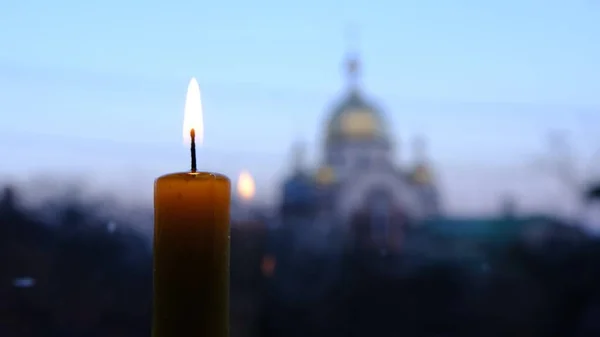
[[281, 173, 317, 208], [326, 91, 387, 144], [411, 164, 433, 185], [324, 55, 388, 145], [409, 137, 434, 185], [316, 166, 336, 185]]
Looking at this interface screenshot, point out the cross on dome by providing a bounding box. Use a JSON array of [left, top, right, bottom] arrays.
[[344, 24, 362, 90], [346, 53, 361, 90]]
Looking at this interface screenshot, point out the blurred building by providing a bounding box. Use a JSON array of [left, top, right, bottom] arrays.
[[281, 52, 441, 227]]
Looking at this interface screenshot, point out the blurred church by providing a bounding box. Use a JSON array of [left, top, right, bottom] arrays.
[[279, 52, 442, 231]]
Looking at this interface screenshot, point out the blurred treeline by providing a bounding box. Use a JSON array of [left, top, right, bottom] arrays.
[[1, 185, 600, 337]]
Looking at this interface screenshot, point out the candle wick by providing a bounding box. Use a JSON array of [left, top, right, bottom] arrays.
[[190, 128, 197, 173]]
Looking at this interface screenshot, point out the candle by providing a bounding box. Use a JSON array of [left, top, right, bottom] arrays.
[[153, 78, 231, 337]]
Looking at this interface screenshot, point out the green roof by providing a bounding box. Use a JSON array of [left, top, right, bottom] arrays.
[[422, 217, 528, 241]]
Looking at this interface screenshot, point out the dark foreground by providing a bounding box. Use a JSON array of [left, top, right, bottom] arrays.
[[1, 186, 600, 337]]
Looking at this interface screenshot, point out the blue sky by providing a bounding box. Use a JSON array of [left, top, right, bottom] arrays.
[[1, 0, 600, 212]]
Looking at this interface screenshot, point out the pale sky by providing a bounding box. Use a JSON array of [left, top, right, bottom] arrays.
[[1, 0, 600, 214]]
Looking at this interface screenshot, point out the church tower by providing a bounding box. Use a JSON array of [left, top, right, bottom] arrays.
[[322, 52, 392, 181], [409, 136, 441, 217], [276, 37, 443, 228]]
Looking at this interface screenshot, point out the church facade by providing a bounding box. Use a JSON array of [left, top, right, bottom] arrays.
[[281, 53, 441, 229]]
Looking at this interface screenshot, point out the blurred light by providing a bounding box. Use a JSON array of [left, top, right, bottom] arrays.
[[237, 170, 256, 201], [107, 220, 117, 233], [261, 256, 276, 277], [13, 277, 35, 288], [183, 77, 203, 145]]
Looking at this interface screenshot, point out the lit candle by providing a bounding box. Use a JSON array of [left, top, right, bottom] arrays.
[[153, 78, 231, 337]]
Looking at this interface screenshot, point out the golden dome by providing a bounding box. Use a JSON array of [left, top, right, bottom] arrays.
[[325, 91, 387, 145], [324, 53, 388, 145], [340, 109, 378, 137], [412, 165, 432, 185], [316, 166, 336, 185]]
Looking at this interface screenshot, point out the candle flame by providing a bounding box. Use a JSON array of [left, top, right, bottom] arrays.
[[237, 170, 256, 201], [183, 77, 203, 145]]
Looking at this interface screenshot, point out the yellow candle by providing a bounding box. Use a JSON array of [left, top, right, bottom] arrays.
[[153, 78, 231, 337]]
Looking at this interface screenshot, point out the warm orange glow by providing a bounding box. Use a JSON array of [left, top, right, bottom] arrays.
[[261, 256, 276, 277], [182, 77, 203, 145], [236, 170, 256, 201]]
